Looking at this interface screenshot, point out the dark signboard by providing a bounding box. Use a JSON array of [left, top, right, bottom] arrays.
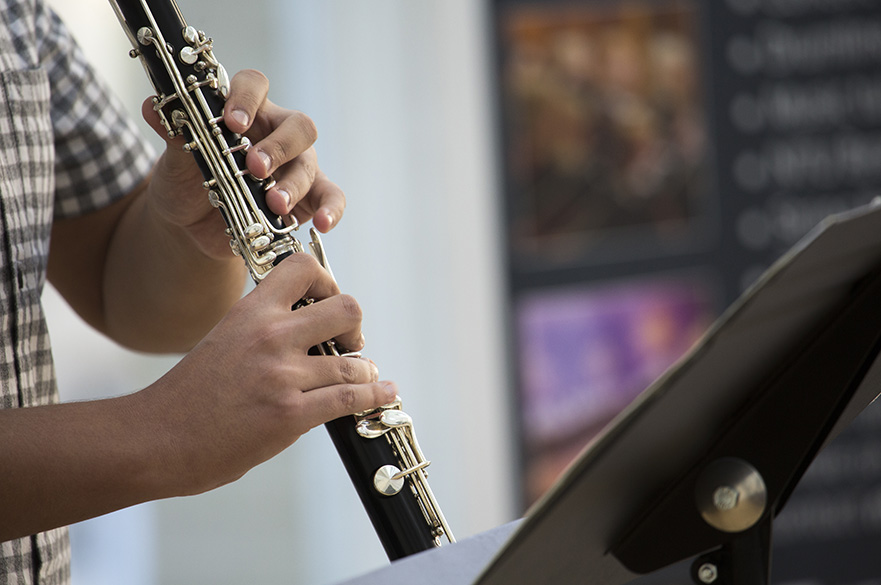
[[492, 0, 881, 581]]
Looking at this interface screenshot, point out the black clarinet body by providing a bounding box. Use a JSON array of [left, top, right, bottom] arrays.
[[108, 0, 453, 560]]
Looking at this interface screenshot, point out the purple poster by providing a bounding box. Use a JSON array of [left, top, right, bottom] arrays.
[[516, 276, 714, 502]]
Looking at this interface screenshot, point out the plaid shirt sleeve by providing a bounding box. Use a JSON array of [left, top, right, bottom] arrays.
[[36, 1, 156, 219], [0, 4, 155, 583]]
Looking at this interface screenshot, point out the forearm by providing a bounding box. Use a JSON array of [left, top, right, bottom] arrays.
[[102, 182, 246, 352], [0, 393, 175, 541]]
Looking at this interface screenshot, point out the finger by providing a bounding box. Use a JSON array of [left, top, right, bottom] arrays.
[[140, 99, 205, 188], [290, 293, 366, 352], [252, 254, 340, 308], [302, 172, 346, 233], [245, 108, 318, 179], [263, 147, 319, 216], [141, 98, 187, 152], [298, 381, 398, 430], [141, 98, 171, 141], [264, 162, 346, 232], [291, 355, 379, 390], [223, 69, 270, 134]]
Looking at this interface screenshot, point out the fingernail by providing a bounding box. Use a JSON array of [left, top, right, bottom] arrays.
[[313, 208, 335, 232], [230, 108, 249, 128], [277, 188, 292, 208], [382, 381, 397, 401], [257, 150, 272, 174]]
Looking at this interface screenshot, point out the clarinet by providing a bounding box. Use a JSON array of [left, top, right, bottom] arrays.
[[107, 0, 454, 560]]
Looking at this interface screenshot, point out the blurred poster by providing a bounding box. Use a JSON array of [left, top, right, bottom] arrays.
[[516, 276, 713, 502], [499, 0, 709, 267]]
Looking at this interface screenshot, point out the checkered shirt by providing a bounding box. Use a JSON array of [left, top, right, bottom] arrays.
[[0, 0, 155, 583]]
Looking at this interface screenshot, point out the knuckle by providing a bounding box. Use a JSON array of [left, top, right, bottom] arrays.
[[239, 68, 269, 88], [281, 251, 320, 272], [337, 385, 357, 411], [337, 294, 362, 322], [296, 113, 318, 145], [229, 71, 267, 110], [269, 140, 290, 168], [338, 358, 361, 384]]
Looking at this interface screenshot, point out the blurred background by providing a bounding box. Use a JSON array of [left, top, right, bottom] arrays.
[[42, 0, 881, 584]]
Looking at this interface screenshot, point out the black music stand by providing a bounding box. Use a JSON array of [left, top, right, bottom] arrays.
[[334, 200, 881, 585]]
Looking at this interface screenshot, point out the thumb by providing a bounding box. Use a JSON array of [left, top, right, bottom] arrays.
[[141, 98, 197, 170], [141, 98, 175, 142], [142, 99, 192, 152]]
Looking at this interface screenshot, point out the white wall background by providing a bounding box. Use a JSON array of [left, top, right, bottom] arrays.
[[44, 1, 515, 584]]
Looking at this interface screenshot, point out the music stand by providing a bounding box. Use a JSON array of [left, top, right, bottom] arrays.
[[335, 200, 881, 585]]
